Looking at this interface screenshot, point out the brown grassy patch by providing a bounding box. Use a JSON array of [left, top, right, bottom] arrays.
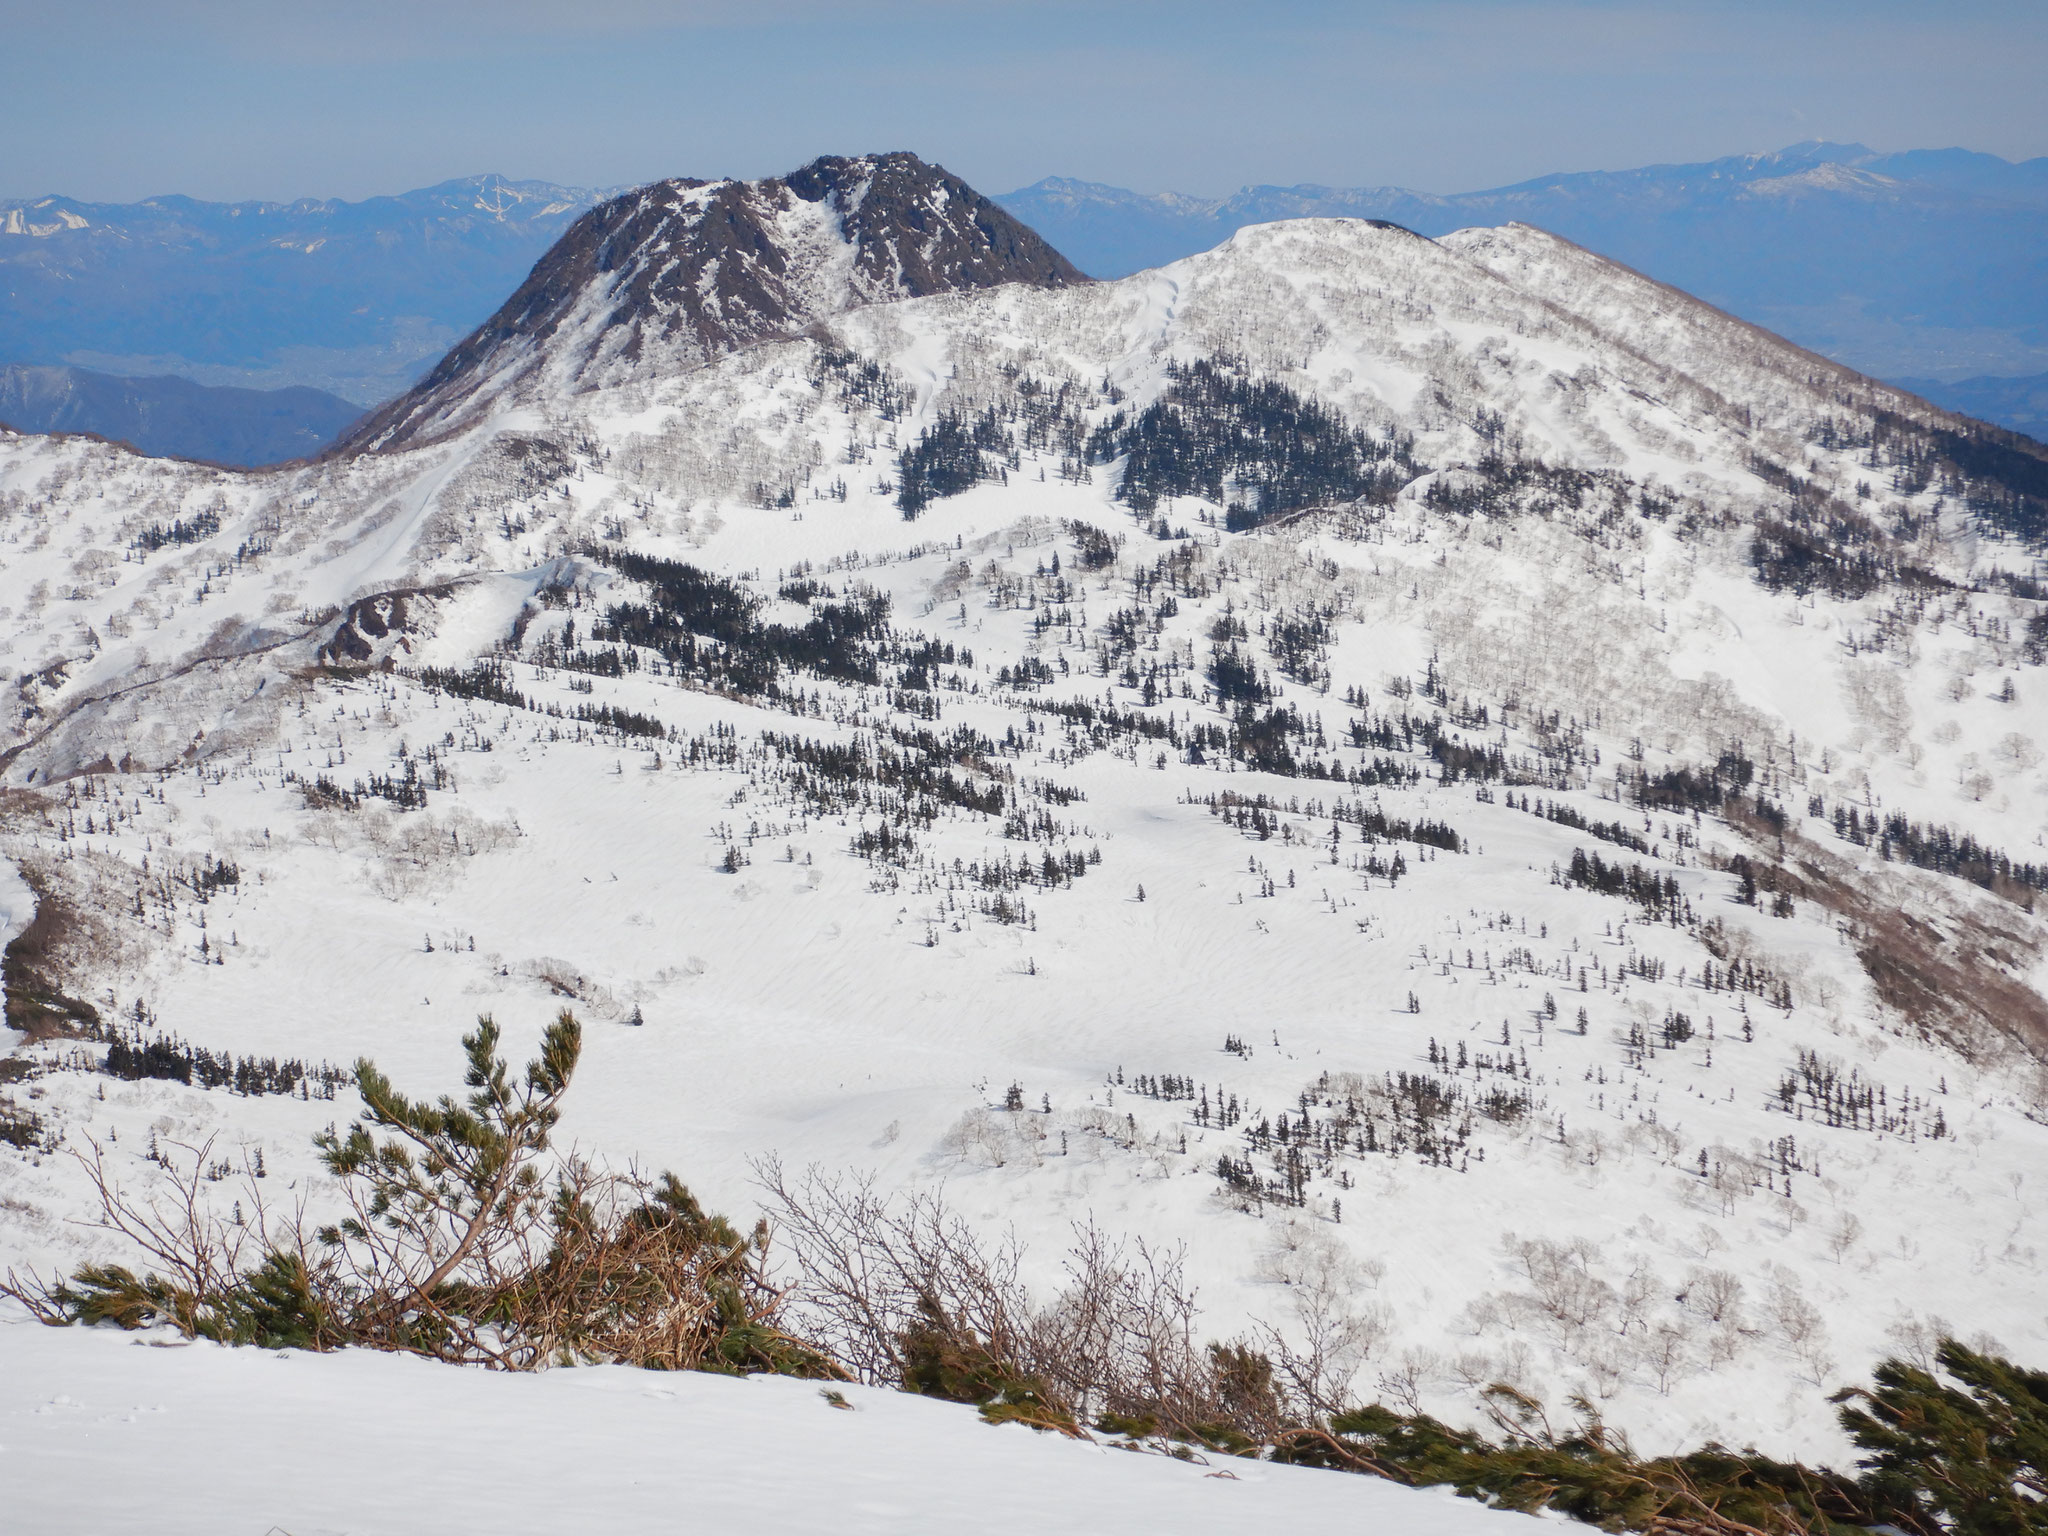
[[2, 868, 102, 1042], [1732, 813, 2048, 1072]]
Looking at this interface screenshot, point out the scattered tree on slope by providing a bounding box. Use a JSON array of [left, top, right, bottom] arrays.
[[4, 1013, 837, 1377]]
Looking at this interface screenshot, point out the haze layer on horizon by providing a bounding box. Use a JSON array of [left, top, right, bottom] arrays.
[[7, 0, 2046, 205]]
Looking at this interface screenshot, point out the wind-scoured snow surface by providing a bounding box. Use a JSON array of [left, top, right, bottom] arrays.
[[1, 1315, 1543, 1536], [2, 216, 2047, 1474]]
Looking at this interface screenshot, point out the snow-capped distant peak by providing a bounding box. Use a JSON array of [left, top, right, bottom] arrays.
[[1741, 164, 1908, 201]]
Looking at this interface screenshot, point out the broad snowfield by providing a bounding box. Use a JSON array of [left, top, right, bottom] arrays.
[[0, 1314, 1547, 1536], [2, 189, 2046, 1517]]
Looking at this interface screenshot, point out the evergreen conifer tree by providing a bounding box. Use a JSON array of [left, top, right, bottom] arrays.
[[1836, 1339, 2048, 1536]]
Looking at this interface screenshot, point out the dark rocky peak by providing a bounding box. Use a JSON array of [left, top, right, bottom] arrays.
[[785, 153, 1084, 295], [340, 152, 1084, 454]]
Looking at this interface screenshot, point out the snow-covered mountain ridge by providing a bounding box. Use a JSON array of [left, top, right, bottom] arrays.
[[2, 179, 2047, 1469], [998, 141, 2048, 387], [340, 153, 1085, 455]]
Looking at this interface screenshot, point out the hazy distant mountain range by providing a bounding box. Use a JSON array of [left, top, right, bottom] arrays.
[[0, 364, 362, 467], [0, 174, 613, 405], [996, 142, 2048, 393], [1895, 370, 2048, 441]]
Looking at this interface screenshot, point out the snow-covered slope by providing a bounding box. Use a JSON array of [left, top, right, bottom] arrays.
[[1, 1315, 1547, 1536], [3, 204, 2047, 1471]]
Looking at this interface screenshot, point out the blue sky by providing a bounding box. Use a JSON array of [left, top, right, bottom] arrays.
[[8, 0, 2046, 202]]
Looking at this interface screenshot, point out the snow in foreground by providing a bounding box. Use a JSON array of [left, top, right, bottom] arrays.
[[0, 1312, 1544, 1536]]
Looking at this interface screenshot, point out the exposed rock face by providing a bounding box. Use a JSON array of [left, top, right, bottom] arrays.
[[340, 153, 1086, 453]]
